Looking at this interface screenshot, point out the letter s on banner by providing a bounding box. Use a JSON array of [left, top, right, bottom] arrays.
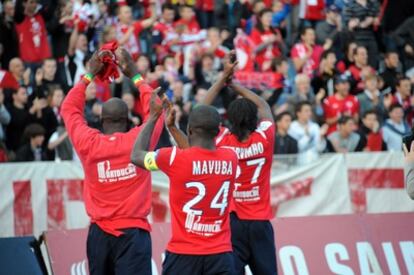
[[279, 245, 309, 275], [325, 243, 355, 275]]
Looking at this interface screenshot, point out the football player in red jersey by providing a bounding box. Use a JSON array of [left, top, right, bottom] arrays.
[[61, 49, 163, 275], [131, 91, 238, 275], [201, 52, 278, 274]]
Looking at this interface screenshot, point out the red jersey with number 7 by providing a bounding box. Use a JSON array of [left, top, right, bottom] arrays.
[[216, 120, 275, 220], [154, 146, 238, 254]]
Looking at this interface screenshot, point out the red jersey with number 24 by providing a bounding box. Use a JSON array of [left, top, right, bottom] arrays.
[[216, 120, 275, 220], [155, 146, 238, 255]]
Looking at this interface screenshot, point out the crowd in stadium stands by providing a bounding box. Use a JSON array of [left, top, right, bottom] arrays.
[[0, 0, 414, 163]]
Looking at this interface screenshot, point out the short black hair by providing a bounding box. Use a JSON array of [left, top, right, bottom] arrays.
[[188, 105, 221, 139], [321, 50, 335, 60], [23, 123, 45, 140], [362, 109, 377, 119], [271, 56, 287, 71], [295, 101, 312, 115], [338, 115, 353, 125], [385, 51, 399, 59], [353, 45, 367, 56], [275, 111, 292, 122], [162, 3, 175, 12], [227, 98, 258, 141], [396, 76, 411, 87], [389, 103, 403, 113], [300, 26, 314, 37]]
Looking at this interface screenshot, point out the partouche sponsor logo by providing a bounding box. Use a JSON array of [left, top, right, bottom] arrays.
[[97, 160, 137, 183]]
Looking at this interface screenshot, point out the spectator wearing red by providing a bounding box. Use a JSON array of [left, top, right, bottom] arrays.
[[391, 77, 414, 125], [268, 57, 291, 107], [291, 27, 324, 77], [14, 0, 53, 65], [323, 74, 360, 135], [348, 45, 375, 94], [337, 41, 357, 72], [196, 0, 215, 29], [174, 5, 201, 35], [298, 0, 325, 27], [358, 110, 387, 151], [250, 9, 283, 72], [8, 57, 27, 87], [116, 4, 157, 60], [0, 70, 19, 91], [152, 4, 176, 61], [200, 28, 229, 69]]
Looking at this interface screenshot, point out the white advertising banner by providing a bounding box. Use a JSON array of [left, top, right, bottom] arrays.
[[0, 152, 413, 237]]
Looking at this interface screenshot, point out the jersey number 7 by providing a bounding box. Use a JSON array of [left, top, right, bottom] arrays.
[[183, 181, 230, 216]]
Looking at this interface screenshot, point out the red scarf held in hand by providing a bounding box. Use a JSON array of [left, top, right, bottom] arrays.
[[96, 42, 120, 82]]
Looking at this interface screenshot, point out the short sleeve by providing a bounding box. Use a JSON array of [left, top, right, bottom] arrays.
[[155, 147, 177, 175], [256, 120, 275, 141]]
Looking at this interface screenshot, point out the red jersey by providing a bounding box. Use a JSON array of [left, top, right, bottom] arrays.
[[216, 120, 275, 220], [323, 94, 360, 134], [250, 29, 282, 72], [15, 14, 51, 63], [290, 43, 323, 77], [0, 70, 19, 90], [61, 81, 164, 236], [154, 146, 238, 254]]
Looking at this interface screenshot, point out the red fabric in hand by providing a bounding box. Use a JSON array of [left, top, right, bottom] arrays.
[[96, 42, 120, 82]]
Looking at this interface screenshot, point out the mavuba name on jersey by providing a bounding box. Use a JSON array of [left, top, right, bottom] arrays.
[[192, 160, 233, 176]]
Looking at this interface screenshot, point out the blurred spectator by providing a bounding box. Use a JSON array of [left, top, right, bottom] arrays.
[[116, 4, 156, 60], [33, 58, 59, 99], [358, 110, 386, 151], [200, 27, 229, 70], [84, 82, 102, 130], [391, 77, 414, 125], [268, 57, 291, 108], [64, 27, 89, 88], [8, 57, 28, 86], [48, 123, 77, 161], [194, 53, 220, 89], [348, 46, 375, 94], [152, 3, 176, 61], [196, 0, 215, 29], [0, 0, 19, 70], [327, 116, 364, 153], [337, 41, 357, 72], [214, 0, 244, 35], [244, 0, 266, 35], [311, 50, 338, 98], [357, 74, 387, 123], [291, 27, 324, 77], [382, 104, 410, 151], [283, 74, 324, 120], [5, 86, 38, 152], [298, 0, 325, 28], [380, 51, 402, 92], [288, 101, 327, 163], [274, 111, 298, 155], [0, 88, 10, 144], [271, 0, 291, 29], [174, 5, 200, 35], [315, 4, 342, 53], [14, 123, 46, 161], [323, 74, 360, 134], [392, 16, 414, 71], [343, 0, 380, 68], [250, 8, 283, 71], [122, 92, 142, 128], [14, 0, 54, 67]]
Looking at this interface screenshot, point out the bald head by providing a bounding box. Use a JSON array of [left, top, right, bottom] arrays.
[[9, 58, 24, 77], [102, 98, 128, 121], [188, 105, 220, 139]]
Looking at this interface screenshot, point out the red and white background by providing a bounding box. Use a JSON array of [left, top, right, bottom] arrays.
[[1, 152, 414, 274]]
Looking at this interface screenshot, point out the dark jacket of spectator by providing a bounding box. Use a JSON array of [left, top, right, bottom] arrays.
[[14, 143, 47, 161], [0, 8, 19, 69], [274, 134, 298, 155]]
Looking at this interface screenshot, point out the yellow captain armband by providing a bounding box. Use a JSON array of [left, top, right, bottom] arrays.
[[144, 151, 159, 171]]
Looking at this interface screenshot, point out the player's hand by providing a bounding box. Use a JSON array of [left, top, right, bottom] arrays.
[[404, 141, 414, 164], [149, 87, 164, 120], [222, 50, 238, 82], [88, 51, 104, 76], [116, 47, 139, 78], [166, 104, 176, 128]]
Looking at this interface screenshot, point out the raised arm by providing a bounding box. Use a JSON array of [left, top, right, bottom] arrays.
[[61, 52, 103, 155], [229, 83, 274, 122], [202, 51, 238, 106], [166, 104, 190, 149], [131, 90, 164, 168]]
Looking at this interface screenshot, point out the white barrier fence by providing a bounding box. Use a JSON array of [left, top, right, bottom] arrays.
[[0, 152, 413, 237]]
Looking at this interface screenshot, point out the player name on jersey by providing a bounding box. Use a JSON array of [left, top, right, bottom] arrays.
[[223, 142, 264, 160], [192, 160, 233, 175]]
